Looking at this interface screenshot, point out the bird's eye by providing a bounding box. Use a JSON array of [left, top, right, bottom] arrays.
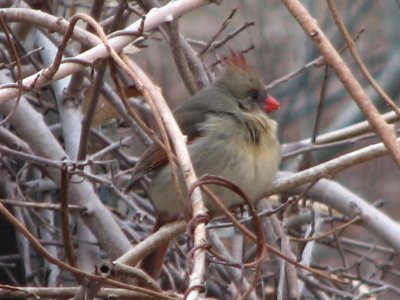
[[249, 90, 259, 100]]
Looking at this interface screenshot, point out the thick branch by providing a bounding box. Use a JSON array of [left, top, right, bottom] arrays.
[[0, 0, 209, 105], [268, 138, 395, 197], [277, 171, 400, 252]]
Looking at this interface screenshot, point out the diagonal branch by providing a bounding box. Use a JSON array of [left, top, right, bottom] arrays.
[[327, 0, 400, 121], [281, 0, 400, 167]]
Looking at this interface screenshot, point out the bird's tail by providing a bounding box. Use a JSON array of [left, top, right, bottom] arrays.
[[139, 217, 170, 279]]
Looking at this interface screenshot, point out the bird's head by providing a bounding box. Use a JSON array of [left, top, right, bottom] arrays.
[[215, 51, 280, 114]]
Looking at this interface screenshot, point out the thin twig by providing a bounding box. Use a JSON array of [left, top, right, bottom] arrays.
[[0, 199, 82, 211], [208, 21, 255, 52], [199, 6, 238, 56], [327, 0, 400, 121], [312, 65, 329, 143], [60, 164, 80, 274], [0, 15, 22, 126], [76, 62, 107, 162], [265, 28, 364, 91], [290, 216, 361, 242]]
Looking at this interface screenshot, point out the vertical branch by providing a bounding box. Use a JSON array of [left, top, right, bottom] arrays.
[[63, 0, 106, 123], [60, 164, 79, 273], [311, 65, 329, 143], [77, 1, 128, 162], [76, 61, 107, 162]]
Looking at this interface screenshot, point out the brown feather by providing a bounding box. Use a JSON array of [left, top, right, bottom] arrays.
[[125, 144, 168, 191], [126, 135, 201, 192]]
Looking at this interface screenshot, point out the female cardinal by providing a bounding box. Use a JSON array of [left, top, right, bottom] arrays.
[[129, 52, 281, 278]]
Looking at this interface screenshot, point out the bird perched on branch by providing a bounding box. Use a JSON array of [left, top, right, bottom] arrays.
[[129, 51, 281, 278]]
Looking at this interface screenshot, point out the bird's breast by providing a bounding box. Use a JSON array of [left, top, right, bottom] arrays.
[[149, 112, 280, 220], [189, 112, 281, 212]]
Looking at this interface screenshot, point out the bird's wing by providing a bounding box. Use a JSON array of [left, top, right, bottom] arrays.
[[126, 130, 203, 192], [127, 88, 223, 190], [129, 144, 168, 184]]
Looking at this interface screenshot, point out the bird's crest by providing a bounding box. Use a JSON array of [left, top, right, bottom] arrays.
[[223, 50, 251, 72]]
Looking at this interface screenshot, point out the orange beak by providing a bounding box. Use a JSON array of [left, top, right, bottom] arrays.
[[263, 95, 280, 113]]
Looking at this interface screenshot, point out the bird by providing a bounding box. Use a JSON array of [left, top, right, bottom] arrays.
[[129, 51, 281, 278]]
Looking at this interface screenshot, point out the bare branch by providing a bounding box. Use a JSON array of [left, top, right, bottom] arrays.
[[281, 0, 400, 167]]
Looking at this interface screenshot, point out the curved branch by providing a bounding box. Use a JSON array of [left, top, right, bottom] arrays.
[[0, 0, 209, 105], [277, 171, 400, 252]]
